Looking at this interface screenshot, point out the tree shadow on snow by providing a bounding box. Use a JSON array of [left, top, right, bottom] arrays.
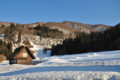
[[0, 65, 120, 76]]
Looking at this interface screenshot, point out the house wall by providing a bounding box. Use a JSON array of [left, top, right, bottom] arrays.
[[17, 58, 32, 65]]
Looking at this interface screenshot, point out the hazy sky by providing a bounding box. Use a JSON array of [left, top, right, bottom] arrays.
[[0, 0, 120, 25]]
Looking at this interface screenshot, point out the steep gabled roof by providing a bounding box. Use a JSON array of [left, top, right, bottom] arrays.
[[8, 46, 36, 60], [25, 47, 36, 59]]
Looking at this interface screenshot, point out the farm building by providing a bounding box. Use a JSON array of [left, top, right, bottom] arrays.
[[0, 54, 6, 63], [9, 46, 36, 65]]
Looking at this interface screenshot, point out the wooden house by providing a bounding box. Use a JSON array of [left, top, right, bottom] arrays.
[[0, 54, 6, 63], [9, 46, 36, 65]]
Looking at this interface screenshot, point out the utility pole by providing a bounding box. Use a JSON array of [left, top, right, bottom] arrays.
[[40, 36, 42, 63], [40, 47, 42, 63]]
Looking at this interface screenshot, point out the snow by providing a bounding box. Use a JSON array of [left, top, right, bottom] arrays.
[[0, 34, 4, 39], [0, 50, 120, 80]]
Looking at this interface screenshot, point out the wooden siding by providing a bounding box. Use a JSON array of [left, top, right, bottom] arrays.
[[15, 48, 28, 59], [17, 58, 32, 65]]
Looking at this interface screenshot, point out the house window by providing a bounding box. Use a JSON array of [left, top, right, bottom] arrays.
[[11, 60, 17, 63], [23, 53, 27, 58]]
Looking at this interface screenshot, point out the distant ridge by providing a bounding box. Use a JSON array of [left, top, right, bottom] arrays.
[[0, 21, 112, 34]]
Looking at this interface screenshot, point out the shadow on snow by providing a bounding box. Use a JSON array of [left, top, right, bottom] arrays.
[[0, 65, 120, 76]]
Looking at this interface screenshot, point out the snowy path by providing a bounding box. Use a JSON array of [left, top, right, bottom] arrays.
[[0, 50, 120, 80]]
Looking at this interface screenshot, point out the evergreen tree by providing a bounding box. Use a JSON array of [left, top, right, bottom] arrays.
[[17, 31, 21, 43], [6, 42, 12, 58], [0, 40, 12, 59]]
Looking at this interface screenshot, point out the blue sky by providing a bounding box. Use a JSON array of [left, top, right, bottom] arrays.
[[0, 0, 120, 25]]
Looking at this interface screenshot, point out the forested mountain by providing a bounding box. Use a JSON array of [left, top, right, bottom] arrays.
[[0, 21, 112, 38], [51, 23, 120, 56]]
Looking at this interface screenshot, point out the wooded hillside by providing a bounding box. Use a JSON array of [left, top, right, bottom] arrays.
[[51, 23, 120, 56]]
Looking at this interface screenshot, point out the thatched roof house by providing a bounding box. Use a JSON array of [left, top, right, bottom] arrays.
[[0, 54, 6, 63], [9, 46, 36, 65]]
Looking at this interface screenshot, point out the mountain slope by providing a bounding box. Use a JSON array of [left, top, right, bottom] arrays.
[[62, 21, 112, 32], [0, 21, 112, 34]]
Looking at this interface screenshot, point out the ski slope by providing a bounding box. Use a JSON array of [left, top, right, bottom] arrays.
[[0, 50, 120, 80]]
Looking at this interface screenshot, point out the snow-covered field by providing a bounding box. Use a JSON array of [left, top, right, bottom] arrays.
[[0, 50, 120, 80]]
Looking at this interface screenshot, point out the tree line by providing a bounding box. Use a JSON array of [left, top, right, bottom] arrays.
[[0, 40, 12, 59], [33, 25, 64, 38], [51, 23, 120, 56]]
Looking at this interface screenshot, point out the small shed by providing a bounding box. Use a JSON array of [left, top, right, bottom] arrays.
[[0, 54, 6, 63], [9, 46, 36, 65]]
